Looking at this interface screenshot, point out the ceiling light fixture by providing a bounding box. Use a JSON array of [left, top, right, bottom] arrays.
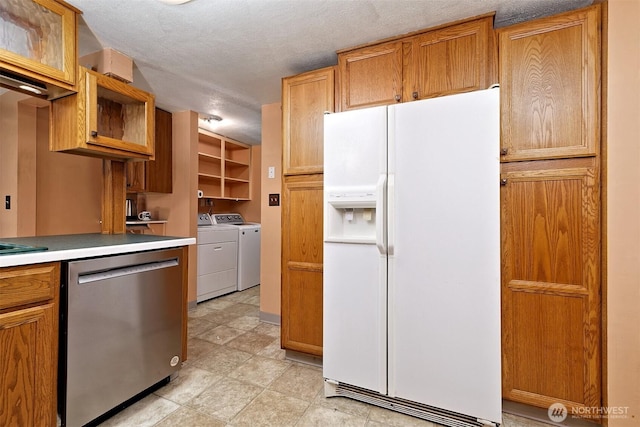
[[204, 115, 223, 123]]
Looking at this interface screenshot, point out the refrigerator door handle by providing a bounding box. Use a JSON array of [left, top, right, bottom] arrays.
[[376, 174, 387, 255], [387, 173, 395, 256]]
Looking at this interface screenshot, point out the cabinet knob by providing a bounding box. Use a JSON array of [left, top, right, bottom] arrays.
[[91, 130, 98, 137], [394, 94, 401, 102], [500, 148, 508, 156], [500, 178, 508, 186], [412, 91, 419, 100]]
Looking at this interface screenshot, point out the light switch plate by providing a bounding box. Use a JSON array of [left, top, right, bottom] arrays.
[[268, 193, 280, 206]]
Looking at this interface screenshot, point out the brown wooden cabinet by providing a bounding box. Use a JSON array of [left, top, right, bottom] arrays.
[[499, 6, 600, 162], [0, 262, 60, 427], [51, 66, 155, 160], [280, 66, 334, 356], [282, 67, 335, 175], [281, 174, 324, 356], [338, 15, 496, 111], [404, 16, 495, 101], [0, 0, 80, 98], [126, 108, 173, 193], [500, 158, 600, 412], [338, 41, 403, 110], [498, 4, 601, 414]]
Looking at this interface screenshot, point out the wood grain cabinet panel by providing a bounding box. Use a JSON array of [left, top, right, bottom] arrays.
[[499, 3, 602, 413], [498, 6, 600, 162], [404, 16, 495, 101], [282, 67, 335, 175], [0, 0, 80, 98], [281, 174, 324, 356], [338, 15, 496, 111], [51, 66, 155, 160], [500, 158, 600, 412], [338, 41, 403, 110], [0, 262, 60, 427], [126, 108, 173, 193]]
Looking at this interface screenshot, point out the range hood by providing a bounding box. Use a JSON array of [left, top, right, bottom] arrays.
[[0, 69, 74, 100]]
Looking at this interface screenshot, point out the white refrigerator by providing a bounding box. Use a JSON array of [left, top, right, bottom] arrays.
[[323, 88, 501, 426]]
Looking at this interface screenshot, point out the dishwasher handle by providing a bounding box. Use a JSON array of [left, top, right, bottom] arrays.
[[78, 258, 179, 284]]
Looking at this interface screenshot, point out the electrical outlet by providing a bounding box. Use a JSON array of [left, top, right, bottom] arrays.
[[268, 166, 275, 179], [268, 193, 280, 206]]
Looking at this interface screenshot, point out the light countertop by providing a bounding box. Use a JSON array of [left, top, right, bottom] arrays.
[[0, 233, 195, 268]]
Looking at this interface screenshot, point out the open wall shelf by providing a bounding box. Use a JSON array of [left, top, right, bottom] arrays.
[[197, 129, 252, 200]]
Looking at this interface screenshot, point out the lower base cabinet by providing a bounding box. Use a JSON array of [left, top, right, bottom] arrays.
[[281, 174, 324, 356], [0, 263, 60, 427], [500, 158, 601, 411]]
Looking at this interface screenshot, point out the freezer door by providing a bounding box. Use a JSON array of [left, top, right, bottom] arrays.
[[323, 106, 388, 393], [387, 89, 502, 423]]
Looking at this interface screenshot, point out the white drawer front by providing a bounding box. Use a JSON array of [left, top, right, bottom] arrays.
[[197, 269, 237, 302], [197, 242, 237, 275]]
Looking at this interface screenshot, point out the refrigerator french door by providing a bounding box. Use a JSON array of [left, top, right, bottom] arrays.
[[323, 88, 501, 427]]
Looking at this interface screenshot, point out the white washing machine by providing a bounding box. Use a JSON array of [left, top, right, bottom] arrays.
[[196, 213, 238, 302], [212, 213, 261, 291]]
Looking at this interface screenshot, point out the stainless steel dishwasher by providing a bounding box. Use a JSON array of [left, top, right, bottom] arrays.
[[59, 248, 184, 427]]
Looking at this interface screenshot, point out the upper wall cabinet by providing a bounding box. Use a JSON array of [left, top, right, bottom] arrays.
[[404, 17, 495, 101], [498, 5, 600, 162], [282, 66, 335, 175], [51, 66, 155, 160], [0, 0, 80, 98], [126, 108, 173, 193], [338, 41, 403, 110], [338, 15, 496, 111]]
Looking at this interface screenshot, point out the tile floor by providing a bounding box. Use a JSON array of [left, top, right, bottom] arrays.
[[98, 286, 556, 427]]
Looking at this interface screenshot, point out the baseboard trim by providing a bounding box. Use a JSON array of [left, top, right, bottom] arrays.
[[285, 349, 323, 368], [502, 400, 598, 426], [259, 311, 281, 325]]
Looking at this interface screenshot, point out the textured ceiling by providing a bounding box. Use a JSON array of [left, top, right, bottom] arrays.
[[67, 0, 591, 144]]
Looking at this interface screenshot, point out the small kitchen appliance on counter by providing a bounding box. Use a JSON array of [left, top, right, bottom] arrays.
[[125, 198, 137, 221]]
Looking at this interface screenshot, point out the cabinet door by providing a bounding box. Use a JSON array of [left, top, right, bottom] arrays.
[[338, 41, 403, 111], [281, 174, 324, 356], [501, 158, 600, 413], [126, 161, 146, 192], [51, 67, 156, 161], [405, 17, 495, 101], [0, 304, 57, 427], [0, 262, 59, 427], [499, 5, 600, 161], [144, 108, 173, 193], [282, 67, 334, 175], [86, 68, 155, 157], [0, 0, 79, 94]]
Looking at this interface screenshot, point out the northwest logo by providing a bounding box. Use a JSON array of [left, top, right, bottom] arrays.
[[548, 403, 568, 422]]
